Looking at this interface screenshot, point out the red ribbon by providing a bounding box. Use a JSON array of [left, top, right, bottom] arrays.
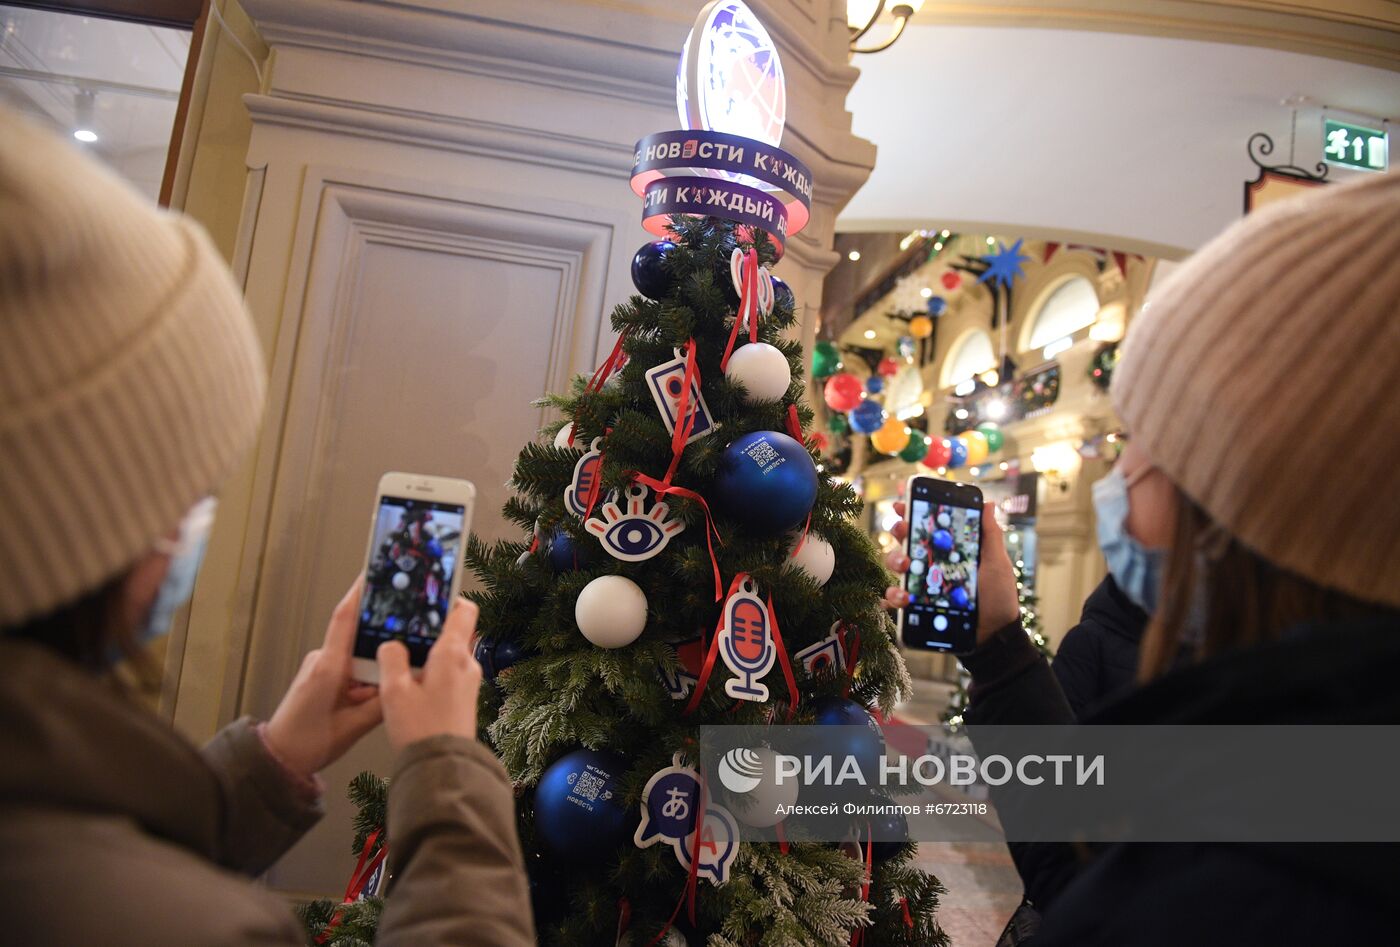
[[775, 819, 790, 855], [720, 249, 760, 371], [837, 622, 861, 698], [683, 573, 749, 717], [663, 340, 701, 486], [784, 405, 814, 558], [901, 896, 914, 929], [581, 427, 613, 524], [766, 593, 798, 723], [316, 829, 387, 944], [616, 898, 632, 942], [632, 472, 724, 602], [570, 329, 631, 446]]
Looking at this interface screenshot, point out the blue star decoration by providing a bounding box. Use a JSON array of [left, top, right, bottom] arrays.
[[978, 239, 1031, 290]]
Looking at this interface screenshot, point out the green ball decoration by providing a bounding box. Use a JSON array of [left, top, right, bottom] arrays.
[[827, 412, 849, 435], [977, 423, 1004, 453], [812, 341, 842, 379], [899, 433, 930, 463]]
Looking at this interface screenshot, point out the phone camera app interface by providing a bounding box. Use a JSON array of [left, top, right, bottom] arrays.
[[355, 497, 465, 663], [907, 496, 980, 648]]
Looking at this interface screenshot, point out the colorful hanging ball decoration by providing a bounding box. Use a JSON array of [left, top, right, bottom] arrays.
[[877, 356, 900, 377], [725, 342, 791, 403], [784, 533, 835, 587], [630, 240, 675, 300], [848, 400, 885, 435], [947, 436, 969, 468], [713, 430, 819, 536], [909, 315, 934, 339], [977, 423, 1005, 453], [921, 436, 952, 469], [827, 412, 849, 435], [926, 296, 947, 317], [899, 433, 930, 464], [771, 275, 794, 314], [896, 335, 917, 358], [823, 372, 864, 412], [575, 575, 648, 648], [864, 375, 884, 396], [534, 749, 631, 860], [475, 636, 531, 685], [871, 419, 911, 455], [960, 430, 990, 466], [940, 270, 962, 291], [812, 340, 842, 379], [949, 585, 971, 609], [932, 529, 954, 553]]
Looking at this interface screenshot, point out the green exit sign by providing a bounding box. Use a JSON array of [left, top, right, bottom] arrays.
[[1323, 119, 1388, 171]]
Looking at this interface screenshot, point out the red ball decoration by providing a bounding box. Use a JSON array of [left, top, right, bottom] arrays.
[[877, 357, 900, 377], [823, 372, 864, 412], [921, 436, 953, 469], [940, 271, 962, 291]]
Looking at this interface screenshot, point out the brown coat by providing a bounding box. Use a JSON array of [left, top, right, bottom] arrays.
[[0, 640, 535, 945]]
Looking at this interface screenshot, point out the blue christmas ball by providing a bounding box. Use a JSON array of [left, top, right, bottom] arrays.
[[848, 400, 885, 435], [868, 803, 910, 862], [713, 430, 818, 536], [864, 375, 884, 395], [771, 274, 794, 313], [383, 615, 398, 632], [548, 528, 586, 573], [949, 585, 970, 609], [927, 295, 947, 316], [476, 636, 531, 684], [811, 697, 885, 780], [534, 749, 631, 860], [932, 529, 954, 553], [947, 437, 968, 468], [631, 240, 675, 299], [426, 538, 444, 559]]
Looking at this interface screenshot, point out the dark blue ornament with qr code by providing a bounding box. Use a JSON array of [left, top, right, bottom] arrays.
[[534, 748, 630, 861], [712, 430, 817, 535]]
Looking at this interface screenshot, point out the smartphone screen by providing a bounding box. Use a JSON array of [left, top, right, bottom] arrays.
[[354, 496, 466, 665], [902, 479, 981, 652]]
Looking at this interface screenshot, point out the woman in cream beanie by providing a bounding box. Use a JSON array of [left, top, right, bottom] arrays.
[[0, 112, 532, 944], [887, 171, 1400, 946]]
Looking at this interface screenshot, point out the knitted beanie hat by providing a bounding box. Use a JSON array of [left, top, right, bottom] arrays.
[[1112, 171, 1400, 608], [0, 110, 266, 629]]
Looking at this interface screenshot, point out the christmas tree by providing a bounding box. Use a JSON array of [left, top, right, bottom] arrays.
[[463, 208, 945, 945], [363, 508, 455, 638]]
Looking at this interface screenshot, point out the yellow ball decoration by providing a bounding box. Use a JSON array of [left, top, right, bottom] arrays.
[[909, 315, 934, 339], [959, 430, 989, 465], [871, 419, 912, 455]]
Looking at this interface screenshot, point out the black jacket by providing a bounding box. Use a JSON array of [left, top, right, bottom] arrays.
[[963, 616, 1400, 946], [1050, 575, 1149, 719]]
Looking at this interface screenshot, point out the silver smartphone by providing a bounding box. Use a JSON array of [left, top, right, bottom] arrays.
[[350, 471, 475, 683]]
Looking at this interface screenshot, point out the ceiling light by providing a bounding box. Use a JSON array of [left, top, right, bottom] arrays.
[[954, 408, 969, 420], [73, 129, 98, 142], [73, 88, 97, 143], [985, 398, 1007, 420], [919, 286, 933, 298], [941, 230, 950, 238], [986, 236, 996, 246], [848, 249, 862, 261], [864, 329, 877, 340]]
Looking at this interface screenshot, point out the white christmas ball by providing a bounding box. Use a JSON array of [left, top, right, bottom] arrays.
[[908, 558, 926, 576], [726, 748, 799, 828], [553, 422, 577, 449], [950, 551, 961, 564], [391, 571, 410, 590], [784, 534, 835, 587], [575, 575, 648, 649], [936, 511, 951, 529], [426, 609, 441, 628], [724, 342, 791, 403]]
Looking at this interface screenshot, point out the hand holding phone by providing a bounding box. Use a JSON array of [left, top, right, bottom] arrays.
[[352, 472, 476, 683]]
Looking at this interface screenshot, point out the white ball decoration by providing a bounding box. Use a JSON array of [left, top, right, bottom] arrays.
[[784, 533, 835, 587], [724, 342, 791, 403], [391, 571, 410, 590], [575, 575, 648, 649], [726, 748, 799, 828], [908, 558, 926, 576], [553, 422, 577, 449], [950, 551, 962, 564], [936, 511, 951, 529]]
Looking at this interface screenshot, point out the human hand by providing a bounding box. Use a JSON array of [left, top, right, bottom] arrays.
[[882, 500, 1021, 646], [264, 578, 383, 780], [377, 597, 482, 754]]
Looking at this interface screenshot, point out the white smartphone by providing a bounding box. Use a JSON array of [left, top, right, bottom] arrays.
[[351, 472, 476, 683]]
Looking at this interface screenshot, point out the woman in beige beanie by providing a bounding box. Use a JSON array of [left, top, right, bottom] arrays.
[[889, 171, 1400, 946], [0, 111, 532, 945]]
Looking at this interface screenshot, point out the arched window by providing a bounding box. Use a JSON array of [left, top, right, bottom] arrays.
[[1025, 277, 1100, 350], [941, 330, 996, 388]]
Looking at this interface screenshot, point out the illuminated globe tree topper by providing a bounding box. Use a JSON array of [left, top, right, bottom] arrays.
[[677, 1, 787, 148]]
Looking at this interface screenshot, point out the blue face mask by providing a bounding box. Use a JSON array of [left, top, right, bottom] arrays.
[[1092, 466, 1164, 615], [138, 497, 217, 646]]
